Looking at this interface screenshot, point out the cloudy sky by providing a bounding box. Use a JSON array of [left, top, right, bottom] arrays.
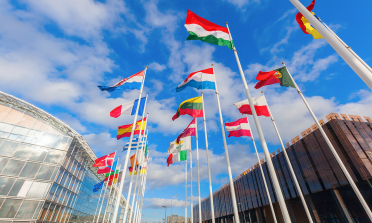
[[1, 0, 372, 222]]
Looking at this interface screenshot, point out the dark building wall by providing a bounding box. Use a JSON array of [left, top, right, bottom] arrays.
[[193, 113, 372, 223]]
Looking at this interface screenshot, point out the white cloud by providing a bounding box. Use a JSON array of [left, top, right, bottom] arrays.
[[148, 62, 167, 72], [144, 198, 190, 209]]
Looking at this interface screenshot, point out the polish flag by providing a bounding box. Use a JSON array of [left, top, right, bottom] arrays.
[[225, 118, 251, 137], [233, 95, 270, 117]]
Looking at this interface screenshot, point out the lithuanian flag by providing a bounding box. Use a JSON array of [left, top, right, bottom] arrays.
[[105, 169, 119, 186], [295, 0, 323, 39], [254, 66, 295, 89], [117, 118, 146, 140], [172, 96, 203, 121]]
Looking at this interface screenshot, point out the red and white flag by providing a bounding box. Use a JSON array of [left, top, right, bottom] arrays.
[[92, 152, 115, 167], [225, 118, 251, 138], [233, 95, 270, 117], [176, 118, 197, 143]]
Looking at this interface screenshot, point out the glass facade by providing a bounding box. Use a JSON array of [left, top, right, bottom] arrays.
[[194, 113, 372, 223], [0, 92, 129, 223]]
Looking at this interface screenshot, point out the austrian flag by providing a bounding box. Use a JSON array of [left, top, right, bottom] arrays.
[[225, 118, 251, 138]]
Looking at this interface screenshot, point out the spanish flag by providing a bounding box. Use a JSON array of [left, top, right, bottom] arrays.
[[296, 0, 323, 39], [172, 96, 203, 121], [117, 118, 146, 140]]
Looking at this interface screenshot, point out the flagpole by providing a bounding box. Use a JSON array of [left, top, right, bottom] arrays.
[[288, 0, 372, 90], [226, 23, 292, 223], [97, 149, 118, 223], [195, 117, 202, 223], [93, 181, 105, 223], [284, 62, 372, 221], [262, 91, 314, 223], [201, 93, 216, 223], [190, 149, 193, 223], [137, 138, 150, 223], [123, 110, 149, 223], [185, 159, 188, 223], [112, 66, 148, 222], [212, 64, 243, 223], [103, 162, 120, 223], [245, 115, 278, 223], [129, 128, 149, 223], [107, 163, 122, 222], [96, 182, 109, 223]]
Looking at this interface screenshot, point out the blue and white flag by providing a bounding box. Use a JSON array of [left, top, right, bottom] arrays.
[[98, 70, 144, 92], [93, 180, 104, 192], [123, 136, 146, 151]]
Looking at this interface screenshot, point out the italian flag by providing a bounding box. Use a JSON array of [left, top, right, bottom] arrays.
[[167, 150, 187, 167], [185, 10, 234, 50]]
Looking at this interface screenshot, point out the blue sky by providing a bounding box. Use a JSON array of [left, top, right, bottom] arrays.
[[1, 0, 372, 222]]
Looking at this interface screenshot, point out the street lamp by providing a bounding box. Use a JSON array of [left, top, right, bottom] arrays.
[[238, 203, 247, 223], [171, 195, 177, 217], [162, 206, 167, 223]]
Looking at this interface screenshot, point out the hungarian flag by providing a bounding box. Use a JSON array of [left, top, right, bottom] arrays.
[[185, 10, 234, 49], [117, 118, 146, 140], [254, 66, 295, 89], [92, 152, 115, 167], [233, 96, 270, 117], [225, 118, 251, 138], [296, 0, 323, 39], [172, 96, 203, 121], [176, 118, 196, 143], [167, 150, 187, 167]]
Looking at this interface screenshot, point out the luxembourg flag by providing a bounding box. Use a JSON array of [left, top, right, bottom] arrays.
[[98, 70, 144, 92], [225, 118, 251, 137], [176, 68, 215, 92], [233, 95, 270, 117], [110, 97, 146, 118]]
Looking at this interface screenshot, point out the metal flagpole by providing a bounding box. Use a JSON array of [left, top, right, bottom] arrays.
[[132, 129, 149, 223], [112, 66, 148, 222], [138, 141, 150, 223], [185, 159, 188, 223], [190, 149, 193, 223], [288, 0, 372, 90], [93, 181, 105, 223], [123, 111, 149, 223], [103, 161, 120, 222], [261, 91, 314, 223], [129, 129, 148, 223], [284, 62, 372, 221], [246, 115, 278, 223], [195, 117, 202, 223], [211, 64, 242, 223], [201, 93, 215, 223], [96, 182, 109, 223], [225, 23, 292, 223]]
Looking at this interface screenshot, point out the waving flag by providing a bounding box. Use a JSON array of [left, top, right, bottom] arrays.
[[176, 118, 196, 143], [172, 96, 203, 121], [167, 137, 191, 154], [167, 150, 187, 167], [98, 70, 144, 92], [254, 66, 295, 89], [185, 10, 233, 49], [92, 152, 115, 167], [233, 96, 270, 117], [176, 68, 215, 92], [105, 170, 119, 186], [93, 180, 104, 192], [225, 118, 251, 137], [296, 0, 323, 39], [117, 118, 147, 140], [123, 136, 146, 151], [97, 159, 117, 175], [110, 97, 146, 118]]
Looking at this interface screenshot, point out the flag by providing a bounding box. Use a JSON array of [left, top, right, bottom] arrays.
[[172, 96, 203, 121], [117, 118, 147, 140], [98, 70, 144, 92], [225, 118, 251, 137], [110, 97, 146, 118], [123, 136, 146, 151], [92, 152, 115, 167], [176, 68, 215, 92], [93, 180, 104, 192], [130, 153, 140, 167], [97, 159, 117, 175], [117, 171, 123, 184], [144, 144, 148, 158], [129, 163, 147, 175], [185, 10, 233, 49], [167, 150, 187, 167], [296, 0, 323, 39], [176, 118, 196, 143], [167, 137, 191, 154], [254, 66, 295, 89], [233, 96, 270, 117], [105, 169, 119, 186]]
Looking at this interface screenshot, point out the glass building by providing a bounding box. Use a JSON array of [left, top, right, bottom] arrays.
[[0, 91, 130, 223], [194, 113, 372, 223]]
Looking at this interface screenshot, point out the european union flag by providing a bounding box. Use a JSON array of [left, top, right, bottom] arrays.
[[93, 180, 104, 192]]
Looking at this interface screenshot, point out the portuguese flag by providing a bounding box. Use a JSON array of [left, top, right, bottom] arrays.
[[172, 96, 203, 121], [185, 10, 234, 50], [254, 66, 295, 89]]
